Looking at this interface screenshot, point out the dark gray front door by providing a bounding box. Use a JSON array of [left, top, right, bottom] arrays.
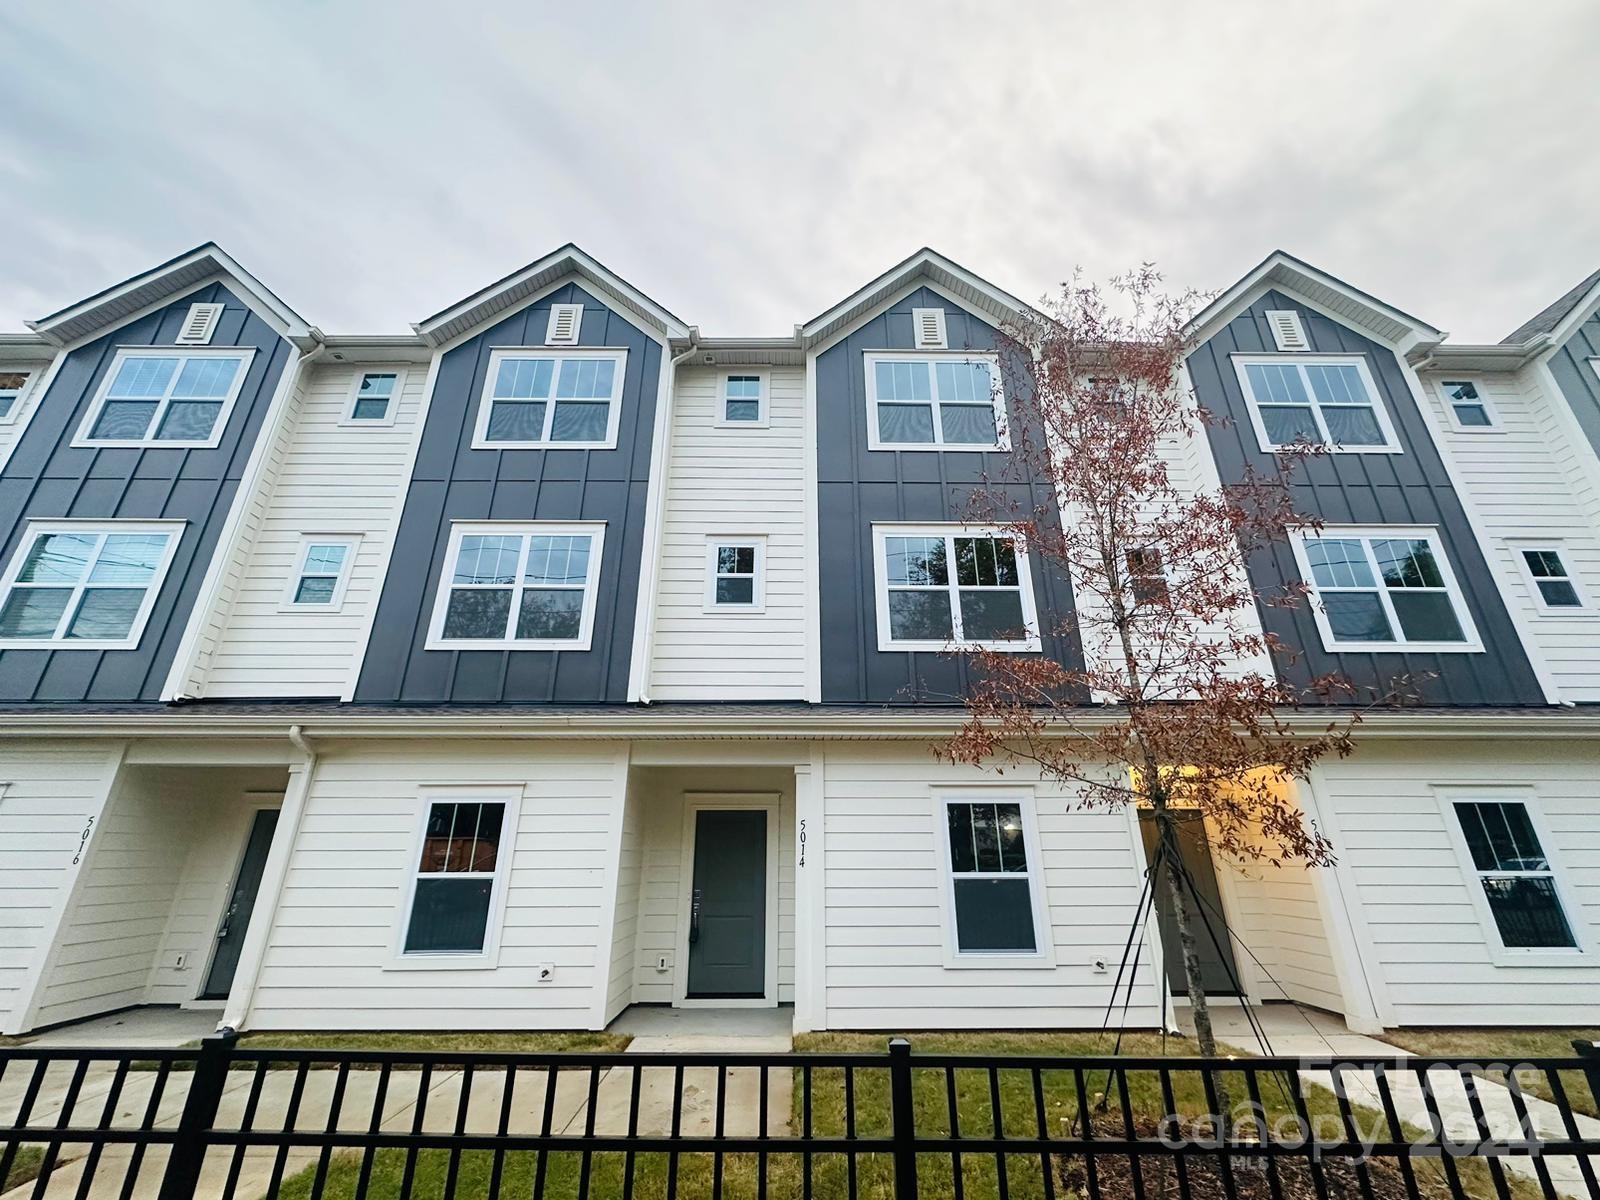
[[687, 809, 767, 999], [202, 808, 280, 1000], [1139, 810, 1242, 996]]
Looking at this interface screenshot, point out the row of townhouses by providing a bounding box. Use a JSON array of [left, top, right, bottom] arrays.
[[1, 243, 1597, 1039]]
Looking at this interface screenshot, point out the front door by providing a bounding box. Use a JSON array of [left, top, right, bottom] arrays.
[[1138, 810, 1243, 997], [686, 809, 767, 999], [202, 808, 280, 1000]]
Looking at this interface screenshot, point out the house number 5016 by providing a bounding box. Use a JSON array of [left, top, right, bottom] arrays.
[[798, 818, 806, 868], [71, 814, 96, 865]]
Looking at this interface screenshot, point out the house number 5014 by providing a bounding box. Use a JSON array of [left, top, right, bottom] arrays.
[[798, 818, 806, 868]]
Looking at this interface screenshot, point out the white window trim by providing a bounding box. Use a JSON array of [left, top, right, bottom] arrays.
[[470, 347, 627, 450], [1232, 353, 1402, 454], [931, 785, 1056, 970], [714, 369, 770, 429], [0, 366, 42, 425], [1508, 540, 1594, 617], [387, 784, 523, 971], [702, 535, 767, 614], [1288, 525, 1484, 654], [339, 367, 407, 428], [864, 350, 1009, 452], [278, 534, 361, 613], [1435, 378, 1501, 433], [72, 346, 256, 449], [0, 518, 185, 650], [871, 522, 1042, 653], [424, 520, 606, 651], [1434, 786, 1589, 967]]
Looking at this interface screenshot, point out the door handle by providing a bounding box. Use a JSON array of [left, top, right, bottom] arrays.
[[217, 903, 238, 940], [690, 890, 702, 944]]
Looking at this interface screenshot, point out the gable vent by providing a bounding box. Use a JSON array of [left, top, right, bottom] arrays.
[[912, 307, 947, 349], [175, 302, 225, 345], [1266, 309, 1309, 352], [546, 303, 583, 346]]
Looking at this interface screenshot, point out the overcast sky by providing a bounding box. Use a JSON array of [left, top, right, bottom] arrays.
[[2, 2, 1596, 343]]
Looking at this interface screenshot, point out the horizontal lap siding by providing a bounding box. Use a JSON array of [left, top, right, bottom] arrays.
[[605, 788, 643, 1022], [1418, 368, 1600, 702], [820, 747, 1159, 1029], [0, 358, 52, 469], [247, 741, 628, 1030], [0, 742, 122, 1034], [1220, 852, 1342, 1012], [206, 363, 426, 696], [1314, 740, 1600, 1026], [649, 366, 807, 699]]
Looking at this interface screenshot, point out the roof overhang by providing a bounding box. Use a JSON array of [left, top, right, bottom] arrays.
[[26, 243, 318, 352], [797, 248, 1036, 351], [316, 333, 434, 365], [1186, 250, 1446, 354], [412, 244, 692, 348], [1408, 341, 1551, 373]]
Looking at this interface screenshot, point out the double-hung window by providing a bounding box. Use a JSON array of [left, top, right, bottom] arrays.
[[345, 370, 403, 424], [282, 536, 359, 610], [936, 793, 1051, 962], [1291, 527, 1480, 651], [1125, 547, 1169, 605], [0, 369, 35, 422], [75, 347, 253, 447], [426, 522, 605, 650], [1450, 798, 1576, 951], [400, 796, 513, 957], [865, 352, 1006, 450], [0, 521, 182, 649], [1438, 380, 1498, 431], [705, 537, 765, 611], [719, 372, 767, 426], [1515, 546, 1587, 612], [1234, 355, 1399, 452], [473, 349, 626, 449], [873, 525, 1039, 651]]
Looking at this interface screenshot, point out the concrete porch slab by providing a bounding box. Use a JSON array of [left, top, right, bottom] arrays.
[[18, 1007, 218, 1050]]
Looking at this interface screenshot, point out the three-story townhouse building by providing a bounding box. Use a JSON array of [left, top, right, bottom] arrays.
[[1, 243, 1596, 1039]]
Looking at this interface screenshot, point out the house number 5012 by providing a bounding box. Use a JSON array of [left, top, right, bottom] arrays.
[[798, 818, 806, 868]]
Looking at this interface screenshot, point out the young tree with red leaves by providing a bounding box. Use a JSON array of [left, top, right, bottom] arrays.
[[942, 268, 1369, 1069]]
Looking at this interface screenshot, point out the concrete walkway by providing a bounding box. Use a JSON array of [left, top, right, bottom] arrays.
[[18, 1008, 218, 1051]]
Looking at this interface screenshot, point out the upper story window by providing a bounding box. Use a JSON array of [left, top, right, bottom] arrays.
[[282, 535, 359, 610], [1233, 355, 1400, 453], [872, 524, 1040, 652], [1125, 548, 1169, 605], [425, 522, 604, 650], [0, 520, 182, 649], [1450, 798, 1576, 951], [1516, 546, 1587, 612], [704, 536, 765, 612], [472, 348, 626, 450], [75, 348, 253, 448], [1438, 380, 1498, 431], [345, 370, 404, 425], [718, 372, 767, 426], [865, 352, 1007, 451], [1290, 526, 1480, 652], [0, 369, 35, 422]]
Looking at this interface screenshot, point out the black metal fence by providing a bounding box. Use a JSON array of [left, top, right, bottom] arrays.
[[2, 1034, 1598, 1199]]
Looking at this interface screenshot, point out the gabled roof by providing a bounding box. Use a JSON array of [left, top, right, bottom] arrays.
[[1501, 266, 1600, 346], [1186, 250, 1444, 350], [797, 248, 1035, 350], [412, 243, 692, 348], [27, 242, 317, 351]]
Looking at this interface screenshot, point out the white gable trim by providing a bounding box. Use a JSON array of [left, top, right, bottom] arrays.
[[805, 277, 1002, 360]]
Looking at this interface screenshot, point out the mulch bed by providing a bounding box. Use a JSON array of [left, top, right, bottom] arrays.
[[1056, 1117, 1460, 1199]]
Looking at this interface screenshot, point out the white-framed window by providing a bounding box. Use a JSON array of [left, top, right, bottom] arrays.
[[280, 535, 359, 611], [703, 536, 766, 612], [1437, 379, 1499, 432], [425, 521, 605, 650], [1513, 545, 1588, 613], [717, 371, 768, 427], [1233, 355, 1401, 453], [471, 348, 626, 450], [864, 351, 1007, 451], [872, 524, 1040, 652], [74, 347, 255, 448], [932, 789, 1054, 967], [1125, 547, 1169, 605], [0, 368, 37, 423], [343, 369, 405, 426], [394, 787, 520, 965], [0, 520, 183, 649], [1289, 526, 1481, 652], [1444, 794, 1579, 955]]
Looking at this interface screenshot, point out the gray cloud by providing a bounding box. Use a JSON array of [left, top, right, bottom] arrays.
[[1, 0, 1596, 342]]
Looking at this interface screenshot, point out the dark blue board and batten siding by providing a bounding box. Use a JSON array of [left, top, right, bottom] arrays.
[[355, 284, 658, 705], [0, 283, 290, 702], [1187, 289, 1545, 706], [1546, 308, 1600, 462], [816, 285, 1083, 704]]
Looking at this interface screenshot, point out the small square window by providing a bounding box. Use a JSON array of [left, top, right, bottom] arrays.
[[0, 370, 34, 423], [345, 370, 404, 424], [1439, 380, 1498, 432], [705, 537, 765, 612], [283, 536, 358, 610], [1125, 547, 1169, 605], [720, 374, 766, 425], [1517, 546, 1586, 612]]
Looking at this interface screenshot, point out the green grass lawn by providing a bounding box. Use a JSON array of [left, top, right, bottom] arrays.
[[1378, 1027, 1600, 1120], [271, 1030, 1539, 1198], [0, 1146, 47, 1193]]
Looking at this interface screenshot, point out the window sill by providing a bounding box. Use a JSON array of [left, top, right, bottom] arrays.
[[702, 603, 768, 616], [1318, 639, 1484, 654], [941, 951, 1058, 971], [1484, 948, 1589, 969], [867, 442, 1009, 454], [0, 637, 142, 651], [878, 638, 1041, 654], [469, 438, 619, 452], [383, 952, 502, 972], [424, 637, 594, 652]]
